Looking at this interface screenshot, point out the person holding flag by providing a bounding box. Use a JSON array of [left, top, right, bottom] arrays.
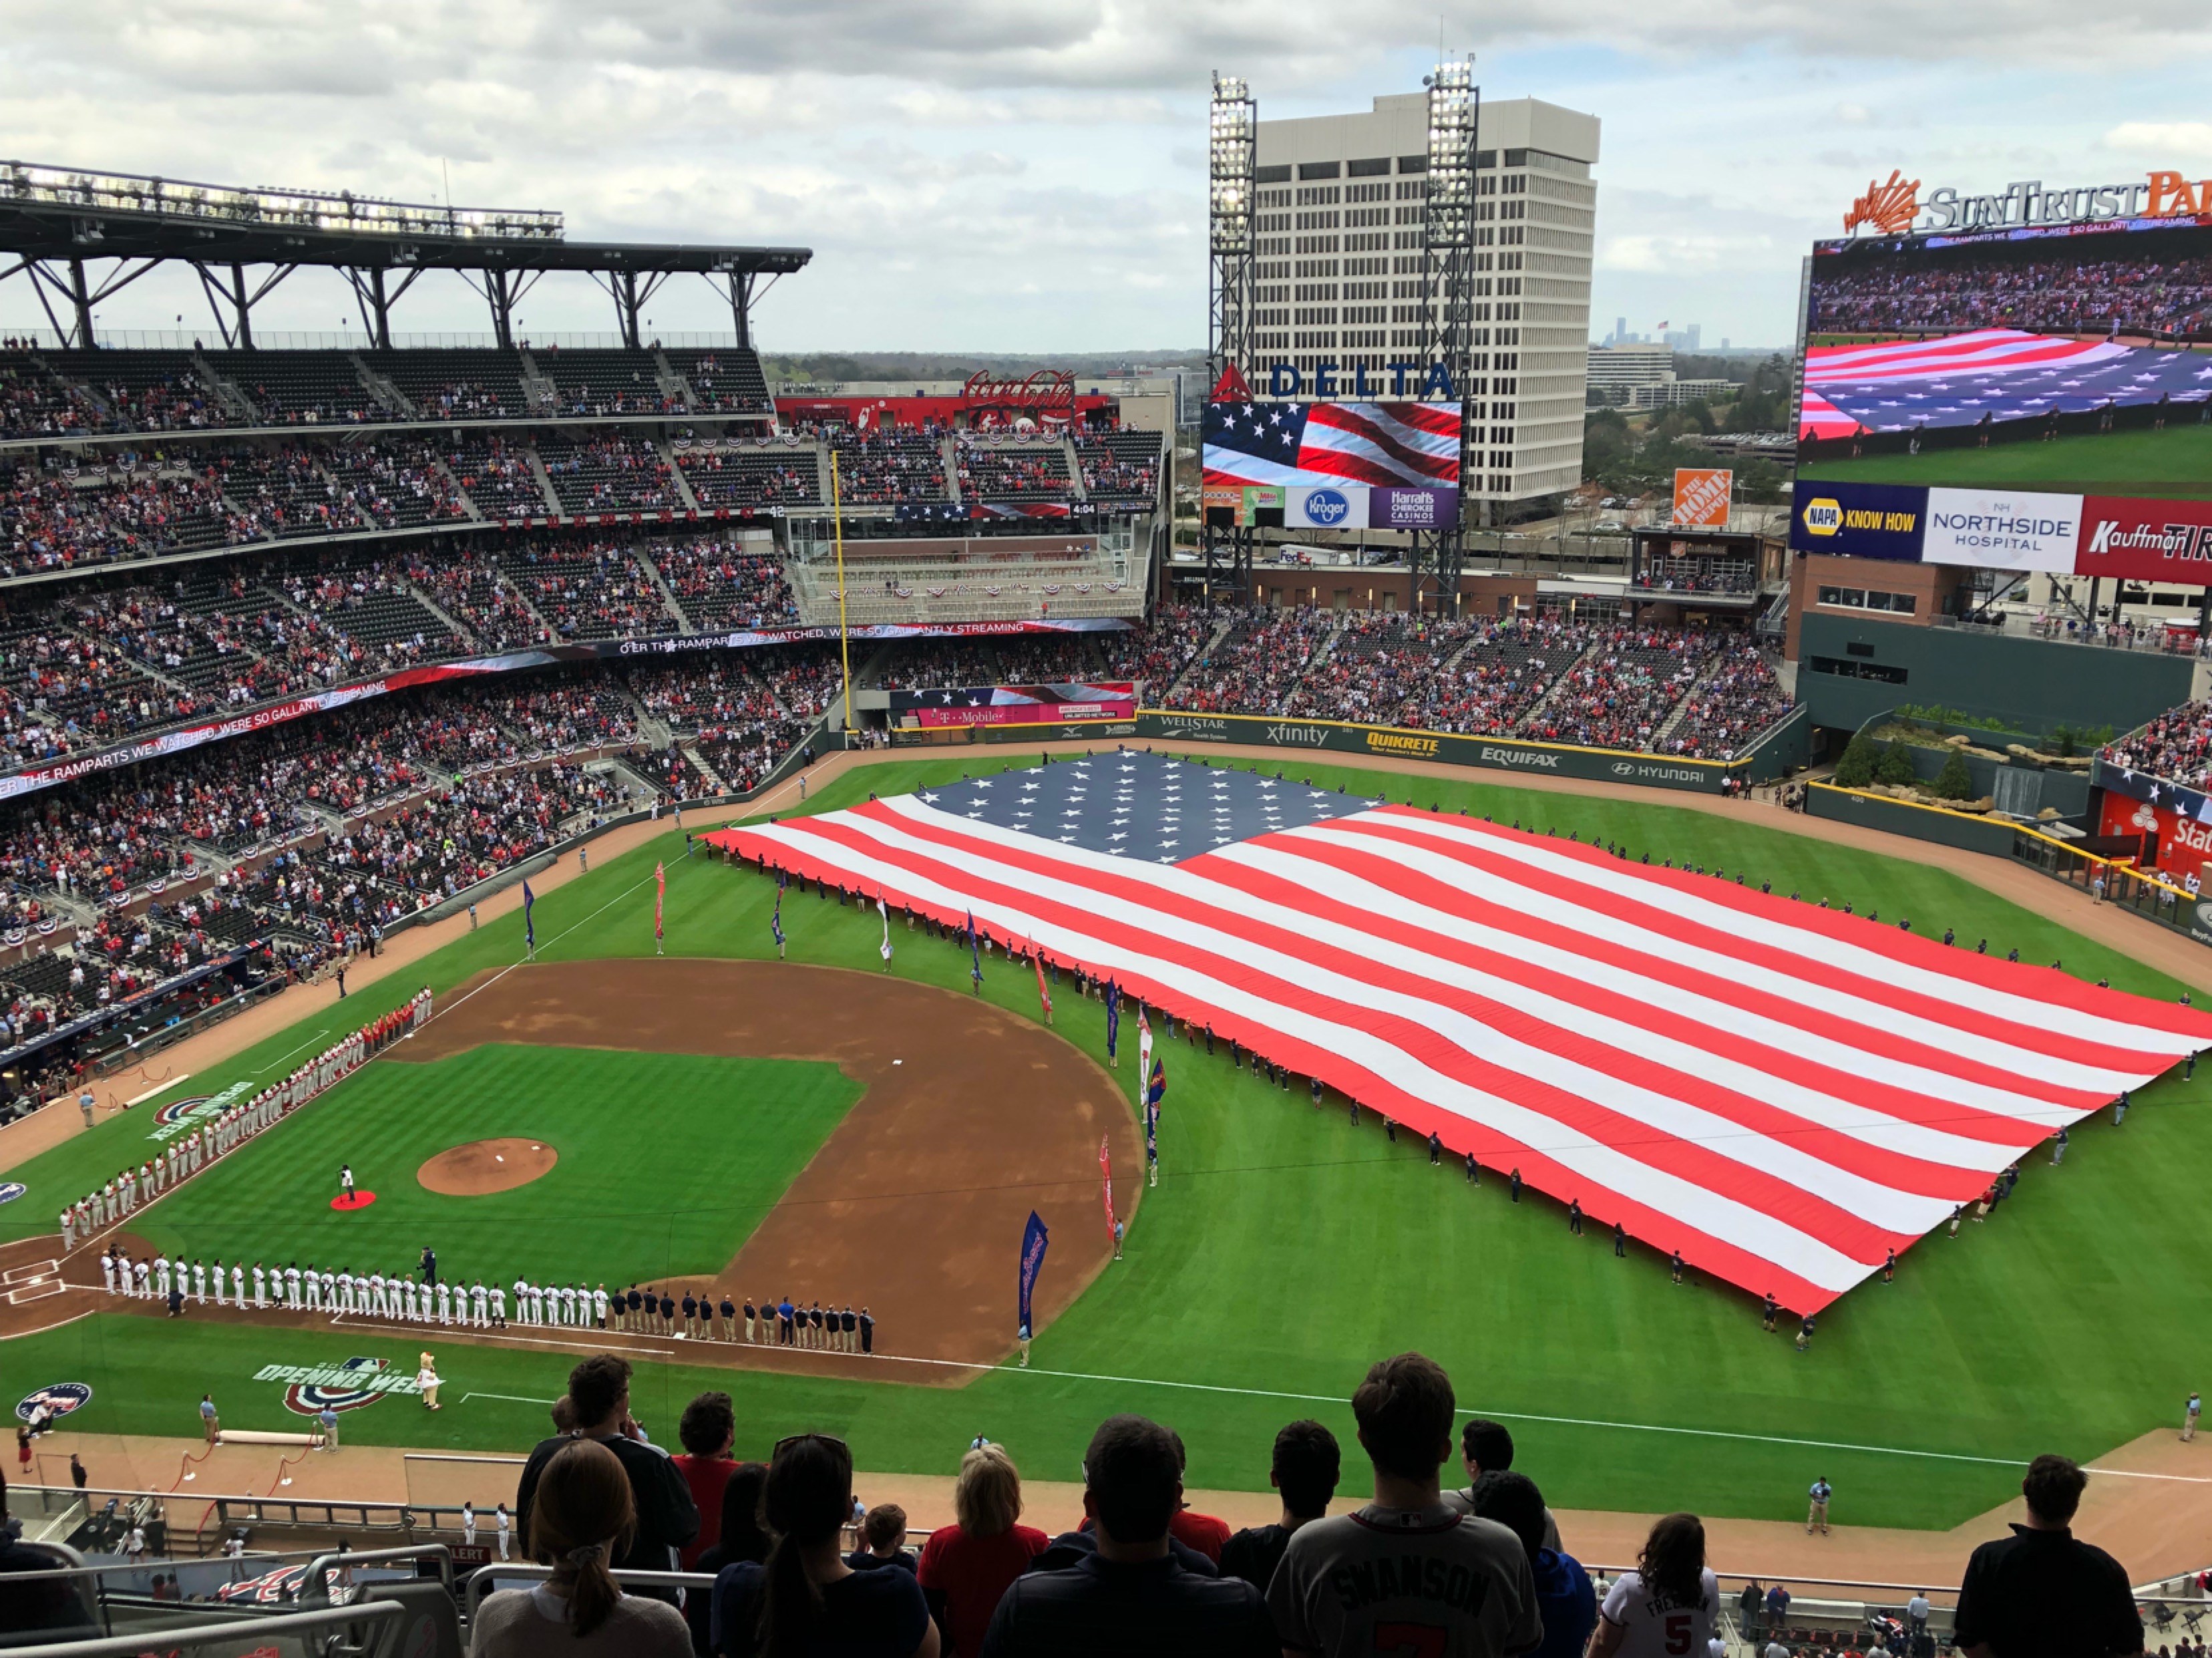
[[1016, 1211, 1048, 1369], [1145, 1056, 1167, 1188], [522, 880, 536, 960], [1031, 940, 1053, 1025], [1105, 978, 1121, 1069], [1100, 1136, 1119, 1259], [653, 862, 665, 957], [966, 910, 984, 994], [876, 890, 893, 971]]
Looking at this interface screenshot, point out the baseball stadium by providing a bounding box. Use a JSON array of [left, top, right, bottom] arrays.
[[2, 73, 2211, 1658]]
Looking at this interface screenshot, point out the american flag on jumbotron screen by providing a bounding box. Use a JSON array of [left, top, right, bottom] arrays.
[[711, 753, 2212, 1314], [1204, 400, 1461, 490]]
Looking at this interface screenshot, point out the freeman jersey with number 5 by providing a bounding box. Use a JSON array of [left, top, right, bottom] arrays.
[[1600, 1568, 1720, 1658]]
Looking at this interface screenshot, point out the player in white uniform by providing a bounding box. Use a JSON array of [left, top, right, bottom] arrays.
[[1589, 1515, 1721, 1658], [490, 1283, 507, 1328], [232, 1264, 245, 1305]]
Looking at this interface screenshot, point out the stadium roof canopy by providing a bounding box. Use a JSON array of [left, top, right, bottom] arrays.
[[0, 161, 812, 349]]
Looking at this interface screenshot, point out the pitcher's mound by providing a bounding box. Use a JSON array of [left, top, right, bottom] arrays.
[[418, 1138, 557, 1196]]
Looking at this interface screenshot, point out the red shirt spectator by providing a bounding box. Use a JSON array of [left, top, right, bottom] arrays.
[[916, 1444, 1048, 1655], [672, 1390, 738, 1570]]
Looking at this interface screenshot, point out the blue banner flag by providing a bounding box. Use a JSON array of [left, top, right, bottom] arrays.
[[771, 889, 785, 949], [1145, 1057, 1165, 1166], [1017, 1210, 1049, 1335], [966, 910, 983, 989], [1105, 977, 1121, 1059], [522, 880, 536, 952]]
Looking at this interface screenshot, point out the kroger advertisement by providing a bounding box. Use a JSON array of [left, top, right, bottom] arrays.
[[1203, 400, 1462, 530], [1789, 480, 2212, 582]]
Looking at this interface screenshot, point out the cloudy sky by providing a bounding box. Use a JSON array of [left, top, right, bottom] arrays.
[[5, 1, 2210, 355]]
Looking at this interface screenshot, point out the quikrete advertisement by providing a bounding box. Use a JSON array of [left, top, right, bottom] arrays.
[[1137, 711, 1739, 794]]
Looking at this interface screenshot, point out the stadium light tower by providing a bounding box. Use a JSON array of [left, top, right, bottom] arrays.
[[1415, 56, 1479, 616], [1206, 72, 1258, 606]]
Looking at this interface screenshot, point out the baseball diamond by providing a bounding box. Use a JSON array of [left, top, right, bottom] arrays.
[[2, 743, 2208, 1560]]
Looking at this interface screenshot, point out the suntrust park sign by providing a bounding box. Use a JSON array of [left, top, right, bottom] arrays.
[[1843, 167, 2212, 236]]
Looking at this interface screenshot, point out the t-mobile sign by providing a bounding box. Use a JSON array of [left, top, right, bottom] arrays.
[[1374, 486, 1459, 529]]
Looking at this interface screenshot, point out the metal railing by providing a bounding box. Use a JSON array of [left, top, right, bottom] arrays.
[[7, 1599, 403, 1658], [2008, 821, 2205, 941], [461, 1562, 714, 1624]]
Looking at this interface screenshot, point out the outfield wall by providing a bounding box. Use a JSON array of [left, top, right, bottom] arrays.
[[1133, 711, 1748, 793], [1795, 612, 2193, 737]]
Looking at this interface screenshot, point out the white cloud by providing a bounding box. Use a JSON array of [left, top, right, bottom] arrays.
[[5, 3, 2212, 350], [2103, 121, 2212, 163]]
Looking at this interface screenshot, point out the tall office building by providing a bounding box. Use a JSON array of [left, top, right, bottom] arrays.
[[1247, 92, 1600, 508]]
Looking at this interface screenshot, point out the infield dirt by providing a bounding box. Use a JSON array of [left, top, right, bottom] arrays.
[[391, 957, 1139, 1371], [415, 1138, 558, 1196]]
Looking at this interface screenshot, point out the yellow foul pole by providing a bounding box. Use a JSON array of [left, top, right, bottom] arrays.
[[832, 450, 852, 746]]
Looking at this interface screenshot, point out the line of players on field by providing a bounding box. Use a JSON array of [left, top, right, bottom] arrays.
[[89, 1243, 880, 1353], [604, 1288, 878, 1353]]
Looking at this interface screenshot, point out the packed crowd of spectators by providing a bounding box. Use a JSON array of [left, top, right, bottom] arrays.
[[1404, 619, 1593, 736], [538, 435, 685, 514], [956, 438, 1075, 501], [1531, 627, 1720, 752], [650, 541, 799, 633], [1152, 607, 1794, 758], [1286, 613, 1471, 725], [1159, 607, 1335, 715], [495, 540, 679, 641], [1100, 603, 1212, 693], [1813, 250, 2212, 338], [2104, 700, 2212, 788], [827, 428, 950, 504], [1665, 639, 1795, 759], [4, 454, 231, 574]]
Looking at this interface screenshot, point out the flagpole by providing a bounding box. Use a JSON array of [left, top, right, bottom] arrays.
[[832, 452, 852, 752]]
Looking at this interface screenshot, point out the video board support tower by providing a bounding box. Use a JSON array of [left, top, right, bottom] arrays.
[[1415, 59, 1479, 617], [1205, 73, 1258, 607]]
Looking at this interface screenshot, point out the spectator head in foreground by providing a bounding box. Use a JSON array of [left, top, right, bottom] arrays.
[[2022, 1452, 2087, 1526], [759, 1433, 856, 1650], [861, 1503, 908, 1556], [1954, 1454, 2140, 1658], [1219, 1418, 1341, 1593], [1275, 1418, 1342, 1520], [1083, 1414, 1182, 1552], [1475, 1470, 1598, 1658], [1462, 1417, 1515, 1478], [1353, 1351, 1455, 1495], [525, 1438, 636, 1637], [680, 1391, 736, 1458], [569, 1354, 632, 1434], [954, 1442, 1025, 1537], [1635, 1512, 1708, 1609], [718, 1462, 773, 1563], [1588, 1514, 1714, 1658]]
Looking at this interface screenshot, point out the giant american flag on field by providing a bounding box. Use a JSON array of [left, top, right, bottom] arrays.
[[1799, 328, 2212, 440], [709, 753, 2211, 1314], [1204, 401, 1463, 489]]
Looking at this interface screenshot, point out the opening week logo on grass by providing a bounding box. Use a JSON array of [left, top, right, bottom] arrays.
[[17, 1383, 91, 1424], [258, 1355, 421, 1416], [146, 1080, 252, 1143]]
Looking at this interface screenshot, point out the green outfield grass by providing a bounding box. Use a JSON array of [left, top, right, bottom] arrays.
[[7, 750, 2210, 1532], [1799, 422, 2212, 498], [122, 1046, 860, 1288]]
